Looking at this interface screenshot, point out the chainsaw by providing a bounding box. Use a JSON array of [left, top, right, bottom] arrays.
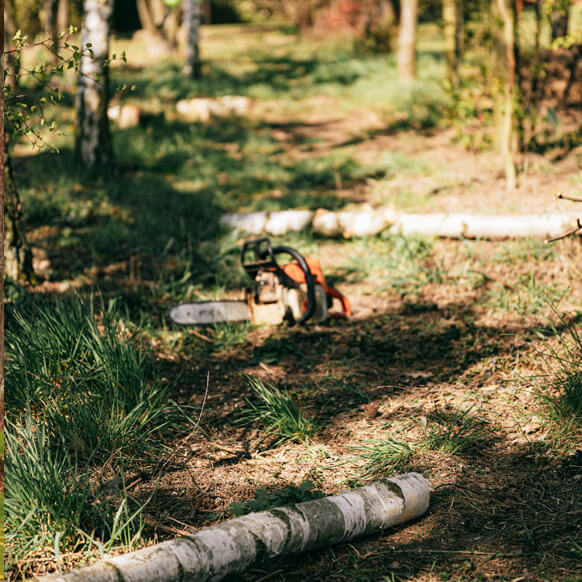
[[168, 238, 351, 326]]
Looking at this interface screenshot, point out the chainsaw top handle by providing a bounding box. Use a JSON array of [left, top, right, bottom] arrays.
[[241, 238, 317, 324]]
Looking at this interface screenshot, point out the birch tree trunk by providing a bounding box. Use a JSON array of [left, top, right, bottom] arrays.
[[75, 0, 114, 169], [397, 0, 418, 80], [183, 0, 201, 79], [34, 474, 430, 582], [492, 0, 518, 191]]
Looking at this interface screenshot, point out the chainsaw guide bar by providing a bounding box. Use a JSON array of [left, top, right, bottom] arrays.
[[168, 301, 250, 325]]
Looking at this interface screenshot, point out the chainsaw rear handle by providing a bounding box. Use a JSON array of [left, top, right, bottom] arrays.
[[241, 238, 317, 325]]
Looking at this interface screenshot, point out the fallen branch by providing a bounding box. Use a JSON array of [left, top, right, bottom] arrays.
[[32, 473, 430, 582], [220, 207, 582, 240], [545, 218, 582, 243]]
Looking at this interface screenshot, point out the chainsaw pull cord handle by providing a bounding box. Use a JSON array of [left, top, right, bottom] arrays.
[[267, 245, 317, 325]]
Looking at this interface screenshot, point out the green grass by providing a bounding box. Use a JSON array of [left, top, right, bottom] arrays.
[[6, 295, 176, 462], [237, 376, 317, 445], [5, 417, 148, 577], [4, 294, 181, 576], [419, 404, 494, 454], [333, 234, 447, 296], [347, 437, 415, 478], [483, 273, 567, 316], [537, 315, 582, 437]]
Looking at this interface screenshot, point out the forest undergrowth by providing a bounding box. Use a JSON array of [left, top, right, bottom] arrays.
[[5, 22, 582, 582]]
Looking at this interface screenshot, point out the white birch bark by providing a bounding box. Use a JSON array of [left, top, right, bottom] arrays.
[[393, 212, 581, 239], [183, 0, 201, 78], [32, 473, 430, 582], [221, 208, 582, 240], [75, 0, 114, 168]]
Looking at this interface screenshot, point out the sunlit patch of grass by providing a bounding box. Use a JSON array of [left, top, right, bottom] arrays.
[[333, 234, 447, 296], [346, 437, 415, 478], [483, 273, 567, 316], [491, 238, 558, 264], [536, 315, 582, 446], [5, 294, 175, 577], [419, 404, 494, 454], [6, 294, 178, 462], [5, 417, 149, 578], [210, 321, 253, 353], [237, 376, 316, 445]]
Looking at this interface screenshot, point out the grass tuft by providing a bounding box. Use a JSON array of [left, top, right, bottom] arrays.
[[6, 294, 176, 463], [237, 376, 316, 445], [537, 315, 582, 436], [5, 294, 178, 576], [419, 404, 494, 454], [348, 437, 414, 478]]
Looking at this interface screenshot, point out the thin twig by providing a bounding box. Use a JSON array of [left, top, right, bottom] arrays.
[[191, 329, 213, 343], [469, 269, 517, 291], [545, 219, 582, 243], [556, 192, 582, 203]]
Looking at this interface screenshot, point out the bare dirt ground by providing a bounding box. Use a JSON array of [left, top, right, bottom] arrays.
[[113, 104, 582, 581], [19, 40, 582, 579]]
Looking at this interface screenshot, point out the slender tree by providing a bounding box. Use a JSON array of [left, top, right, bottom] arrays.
[[492, 0, 519, 190], [58, 0, 69, 31], [136, 0, 179, 52], [550, 0, 570, 40], [183, 0, 201, 78], [397, 0, 418, 79], [45, 0, 60, 61], [75, 0, 114, 168], [443, 0, 463, 86]]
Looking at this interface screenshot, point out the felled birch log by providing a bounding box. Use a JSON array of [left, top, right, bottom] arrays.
[[33, 473, 430, 582], [221, 207, 582, 240], [392, 212, 581, 240], [176, 96, 252, 122], [265, 209, 314, 235]]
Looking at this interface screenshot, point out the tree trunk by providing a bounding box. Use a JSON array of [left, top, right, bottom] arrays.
[[443, 0, 463, 86], [45, 0, 60, 61], [1, 0, 6, 444], [58, 0, 69, 31], [75, 0, 114, 169], [221, 207, 582, 240], [202, 0, 211, 24], [136, 0, 177, 53], [492, 0, 518, 191], [550, 2, 570, 40], [3, 152, 34, 282], [397, 0, 418, 80], [4, 0, 20, 90], [34, 474, 430, 582], [183, 0, 201, 78]]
